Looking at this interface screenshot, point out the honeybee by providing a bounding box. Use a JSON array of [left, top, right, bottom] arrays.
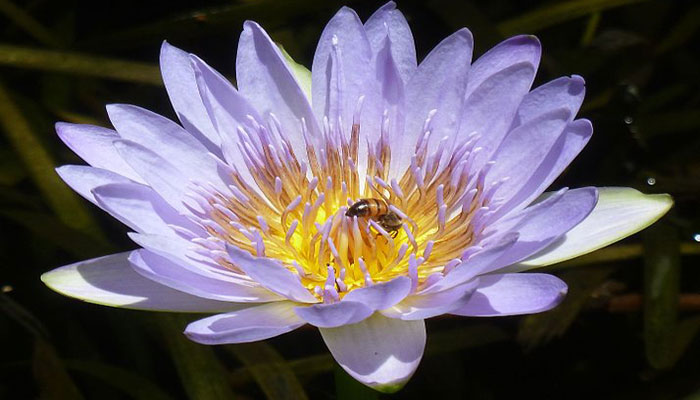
[[346, 198, 402, 237]]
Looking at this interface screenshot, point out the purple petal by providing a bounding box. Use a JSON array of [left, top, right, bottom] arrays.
[[226, 245, 318, 303], [312, 6, 374, 132], [236, 21, 321, 164], [106, 104, 225, 192], [93, 182, 196, 236], [364, 1, 417, 84], [190, 55, 264, 191], [486, 107, 571, 203], [320, 313, 425, 392], [354, 32, 406, 186], [394, 28, 473, 179], [113, 140, 190, 214], [160, 41, 222, 153], [485, 187, 598, 266], [295, 301, 373, 328], [513, 75, 586, 128], [465, 35, 541, 98], [451, 273, 567, 316], [342, 276, 411, 310], [422, 233, 519, 293], [460, 35, 540, 169], [373, 34, 406, 146], [500, 119, 593, 215], [55, 123, 143, 183], [56, 165, 133, 205], [127, 232, 234, 279], [42, 252, 240, 312], [129, 249, 280, 303], [459, 63, 536, 170], [381, 280, 479, 320], [185, 301, 305, 345], [512, 187, 673, 270]]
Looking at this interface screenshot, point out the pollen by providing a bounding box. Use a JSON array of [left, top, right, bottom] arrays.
[[189, 104, 496, 301]]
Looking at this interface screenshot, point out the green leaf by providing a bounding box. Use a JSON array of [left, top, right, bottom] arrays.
[[0, 208, 113, 258], [156, 314, 236, 400], [64, 360, 174, 400], [0, 0, 65, 47], [643, 221, 680, 369], [497, 0, 650, 36], [0, 147, 26, 185], [580, 12, 601, 47], [0, 45, 161, 85], [33, 339, 84, 400], [0, 80, 104, 237], [1, 294, 83, 399], [227, 342, 308, 400], [656, 6, 700, 54], [77, 0, 333, 49]]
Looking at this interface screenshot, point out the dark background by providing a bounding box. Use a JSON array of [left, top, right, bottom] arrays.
[[1, 0, 699, 399]]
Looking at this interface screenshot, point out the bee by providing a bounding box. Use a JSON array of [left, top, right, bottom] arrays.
[[346, 198, 402, 237]]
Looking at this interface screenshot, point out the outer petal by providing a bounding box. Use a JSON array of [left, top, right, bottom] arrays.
[[484, 187, 598, 266], [56, 165, 133, 205], [373, 35, 406, 147], [190, 55, 264, 192], [512, 187, 673, 269], [498, 119, 593, 216], [236, 21, 321, 164], [458, 62, 536, 170], [451, 273, 567, 316], [312, 6, 374, 133], [93, 182, 196, 236], [320, 313, 426, 393], [106, 104, 225, 193], [381, 280, 479, 320], [294, 301, 373, 328], [364, 1, 417, 84], [342, 276, 411, 310], [185, 301, 305, 345], [294, 272, 412, 329], [160, 41, 221, 153], [460, 35, 540, 169], [486, 107, 571, 203], [423, 233, 519, 293], [465, 35, 540, 98], [356, 32, 406, 188], [129, 250, 280, 303], [41, 252, 238, 312], [226, 245, 318, 303], [512, 75, 586, 127], [55, 122, 143, 183], [113, 140, 191, 214]]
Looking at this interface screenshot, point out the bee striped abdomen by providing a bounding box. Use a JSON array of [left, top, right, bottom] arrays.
[[346, 198, 388, 218]]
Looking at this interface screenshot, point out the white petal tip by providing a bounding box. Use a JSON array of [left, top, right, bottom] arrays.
[[516, 187, 673, 269]]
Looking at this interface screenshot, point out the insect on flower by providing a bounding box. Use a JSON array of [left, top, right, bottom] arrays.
[[346, 198, 403, 238], [42, 1, 673, 392]]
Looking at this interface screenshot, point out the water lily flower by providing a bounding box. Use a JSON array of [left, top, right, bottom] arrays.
[[42, 2, 672, 392]]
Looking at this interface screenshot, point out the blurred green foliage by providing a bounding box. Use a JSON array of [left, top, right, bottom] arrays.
[[1, 0, 699, 399]]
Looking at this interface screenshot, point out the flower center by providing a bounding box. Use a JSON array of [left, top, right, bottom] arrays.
[[191, 108, 500, 301]]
